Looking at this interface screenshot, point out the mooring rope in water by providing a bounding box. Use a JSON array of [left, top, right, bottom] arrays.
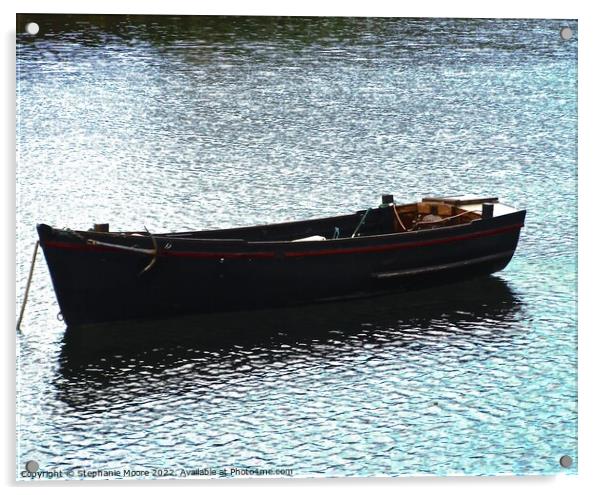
[[17, 240, 39, 332]]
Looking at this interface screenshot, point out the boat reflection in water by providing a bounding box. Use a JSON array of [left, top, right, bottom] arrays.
[[56, 275, 524, 407]]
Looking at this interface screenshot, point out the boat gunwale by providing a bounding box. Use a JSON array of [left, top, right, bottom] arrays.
[[41, 218, 525, 261], [54, 204, 525, 248]]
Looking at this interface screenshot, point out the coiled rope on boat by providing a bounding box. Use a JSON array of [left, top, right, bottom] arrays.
[[86, 226, 159, 276]]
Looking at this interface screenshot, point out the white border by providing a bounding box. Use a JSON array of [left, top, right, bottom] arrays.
[[4, 1, 600, 494]]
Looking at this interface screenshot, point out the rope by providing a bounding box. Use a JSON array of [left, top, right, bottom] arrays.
[[17, 241, 39, 332], [138, 226, 159, 276], [351, 208, 371, 238], [85, 227, 159, 276], [392, 203, 407, 232]]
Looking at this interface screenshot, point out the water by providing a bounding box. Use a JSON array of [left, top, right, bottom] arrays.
[[16, 16, 577, 478]]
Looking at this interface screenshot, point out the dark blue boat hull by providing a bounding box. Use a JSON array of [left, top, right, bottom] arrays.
[[36, 208, 525, 327]]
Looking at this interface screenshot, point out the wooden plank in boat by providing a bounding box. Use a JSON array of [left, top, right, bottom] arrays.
[[436, 203, 453, 216], [417, 202, 454, 215], [422, 194, 499, 206], [417, 202, 436, 214]]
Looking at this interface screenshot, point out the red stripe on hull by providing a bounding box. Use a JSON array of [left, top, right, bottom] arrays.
[[43, 240, 276, 259], [43, 223, 523, 260], [284, 223, 524, 257]]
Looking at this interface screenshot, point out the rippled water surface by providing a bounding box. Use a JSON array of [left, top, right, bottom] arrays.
[[16, 15, 577, 478]]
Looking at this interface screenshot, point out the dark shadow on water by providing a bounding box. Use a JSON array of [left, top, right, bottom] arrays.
[[55, 276, 525, 407], [16, 14, 572, 59]]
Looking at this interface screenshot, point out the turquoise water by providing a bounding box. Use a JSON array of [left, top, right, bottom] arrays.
[[16, 16, 577, 478]]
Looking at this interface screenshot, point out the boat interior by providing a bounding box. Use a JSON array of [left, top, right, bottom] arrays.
[[146, 196, 499, 243]]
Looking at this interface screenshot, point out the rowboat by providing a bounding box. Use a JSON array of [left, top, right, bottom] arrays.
[[36, 194, 525, 328]]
